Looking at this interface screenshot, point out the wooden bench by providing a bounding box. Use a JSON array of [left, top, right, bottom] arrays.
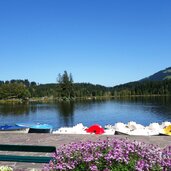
[[0, 144, 56, 163]]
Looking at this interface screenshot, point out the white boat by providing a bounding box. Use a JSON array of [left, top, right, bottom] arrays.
[[104, 125, 116, 135], [103, 129, 115, 135], [54, 121, 170, 136], [114, 122, 130, 135], [129, 128, 159, 136], [54, 123, 115, 135], [113, 122, 160, 136], [53, 123, 89, 134], [146, 122, 171, 136]]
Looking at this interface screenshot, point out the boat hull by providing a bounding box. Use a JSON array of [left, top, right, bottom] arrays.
[[0, 125, 29, 133], [0, 128, 29, 133], [16, 123, 53, 133], [115, 130, 130, 135], [29, 128, 52, 133]]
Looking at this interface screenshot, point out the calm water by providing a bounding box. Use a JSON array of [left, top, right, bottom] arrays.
[[0, 97, 171, 130]]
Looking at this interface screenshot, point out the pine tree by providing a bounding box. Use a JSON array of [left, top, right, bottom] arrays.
[[57, 71, 74, 100]]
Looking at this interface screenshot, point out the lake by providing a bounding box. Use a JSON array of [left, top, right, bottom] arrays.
[[0, 96, 171, 130]]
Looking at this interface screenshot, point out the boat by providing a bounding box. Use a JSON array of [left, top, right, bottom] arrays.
[[159, 125, 171, 136], [114, 122, 130, 135], [53, 123, 115, 135], [128, 128, 159, 136], [86, 124, 105, 134], [0, 125, 29, 133], [53, 123, 89, 134], [113, 122, 159, 136], [16, 123, 53, 133]]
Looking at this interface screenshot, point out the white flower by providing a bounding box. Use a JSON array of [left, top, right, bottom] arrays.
[[0, 166, 13, 171]]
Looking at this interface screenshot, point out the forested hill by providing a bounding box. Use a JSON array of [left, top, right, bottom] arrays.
[[0, 79, 171, 100], [111, 67, 171, 96], [0, 67, 171, 101], [141, 67, 171, 81], [111, 79, 171, 96], [32, 83, 111, 98], [0, 80, 111, 100]]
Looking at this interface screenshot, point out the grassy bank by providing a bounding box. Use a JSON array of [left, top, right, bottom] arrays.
[[0, 95, 170, 104]]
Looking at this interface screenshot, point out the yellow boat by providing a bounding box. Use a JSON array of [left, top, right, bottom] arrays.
[[161, 125, 171, 136]]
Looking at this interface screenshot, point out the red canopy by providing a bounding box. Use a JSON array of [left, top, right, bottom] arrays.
[[86, 124, 105, 134]]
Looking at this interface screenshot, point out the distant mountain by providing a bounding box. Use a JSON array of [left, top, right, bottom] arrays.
[[141, 67, 171, 81], [111, 67, 171, 96]]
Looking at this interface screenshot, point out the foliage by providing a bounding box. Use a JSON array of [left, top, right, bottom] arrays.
[[44, 138, 171, 171], [0, 166, 13, 171], [142, 67, 171, 81], [57, 71, 74, 100], [1, 71, 171, 101], [0, 82, 31, 100], [111, 80, 171, 96]]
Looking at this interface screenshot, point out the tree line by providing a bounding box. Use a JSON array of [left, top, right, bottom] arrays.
[[111, 80, 171, 96], [0, 71, 171, 101]]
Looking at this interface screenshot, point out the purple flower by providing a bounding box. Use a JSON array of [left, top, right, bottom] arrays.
[[44, 138, 171, 171], [136, 160, 147, 171], [89, 164, 98, 171]]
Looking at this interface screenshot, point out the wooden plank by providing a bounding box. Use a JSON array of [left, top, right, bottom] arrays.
[[0, 154, 54, 163], [0, 144, 56, 163], [0, 144, 56, 153]]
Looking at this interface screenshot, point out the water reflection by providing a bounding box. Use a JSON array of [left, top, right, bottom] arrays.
[[56, 102, 74, 127], [0, 104, 30, 115], [113, 96, 171, 116], [0, 97, 170, 128], [111, 96, 171, 105]]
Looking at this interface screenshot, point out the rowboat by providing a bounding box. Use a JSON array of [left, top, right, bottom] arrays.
[[16, 123, 53, 133], [0, 125, 29, 133]]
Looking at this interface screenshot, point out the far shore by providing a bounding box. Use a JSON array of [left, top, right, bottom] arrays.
[[0, 95, 170, 104]]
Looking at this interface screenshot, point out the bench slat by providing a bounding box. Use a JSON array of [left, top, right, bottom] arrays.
[[0, 155, 54, 163], [0, 144, 56, 163], [0, 144, 56, 152]]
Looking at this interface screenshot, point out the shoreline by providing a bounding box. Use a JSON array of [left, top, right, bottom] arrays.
[[0, 95, 170, 104]]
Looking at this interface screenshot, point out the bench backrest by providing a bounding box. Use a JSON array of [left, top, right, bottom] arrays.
[[0, 144, 56, 163], [0, 144, 56, 152]]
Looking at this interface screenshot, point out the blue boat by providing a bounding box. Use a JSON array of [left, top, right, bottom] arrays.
[[16, 123, 53, 133], [0, 125, 29, 133]]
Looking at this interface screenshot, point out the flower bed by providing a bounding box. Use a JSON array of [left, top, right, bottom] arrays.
[[44, 138, 171, 171]]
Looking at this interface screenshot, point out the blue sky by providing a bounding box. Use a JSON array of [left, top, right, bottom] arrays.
[[0, 0, 171, 86]]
